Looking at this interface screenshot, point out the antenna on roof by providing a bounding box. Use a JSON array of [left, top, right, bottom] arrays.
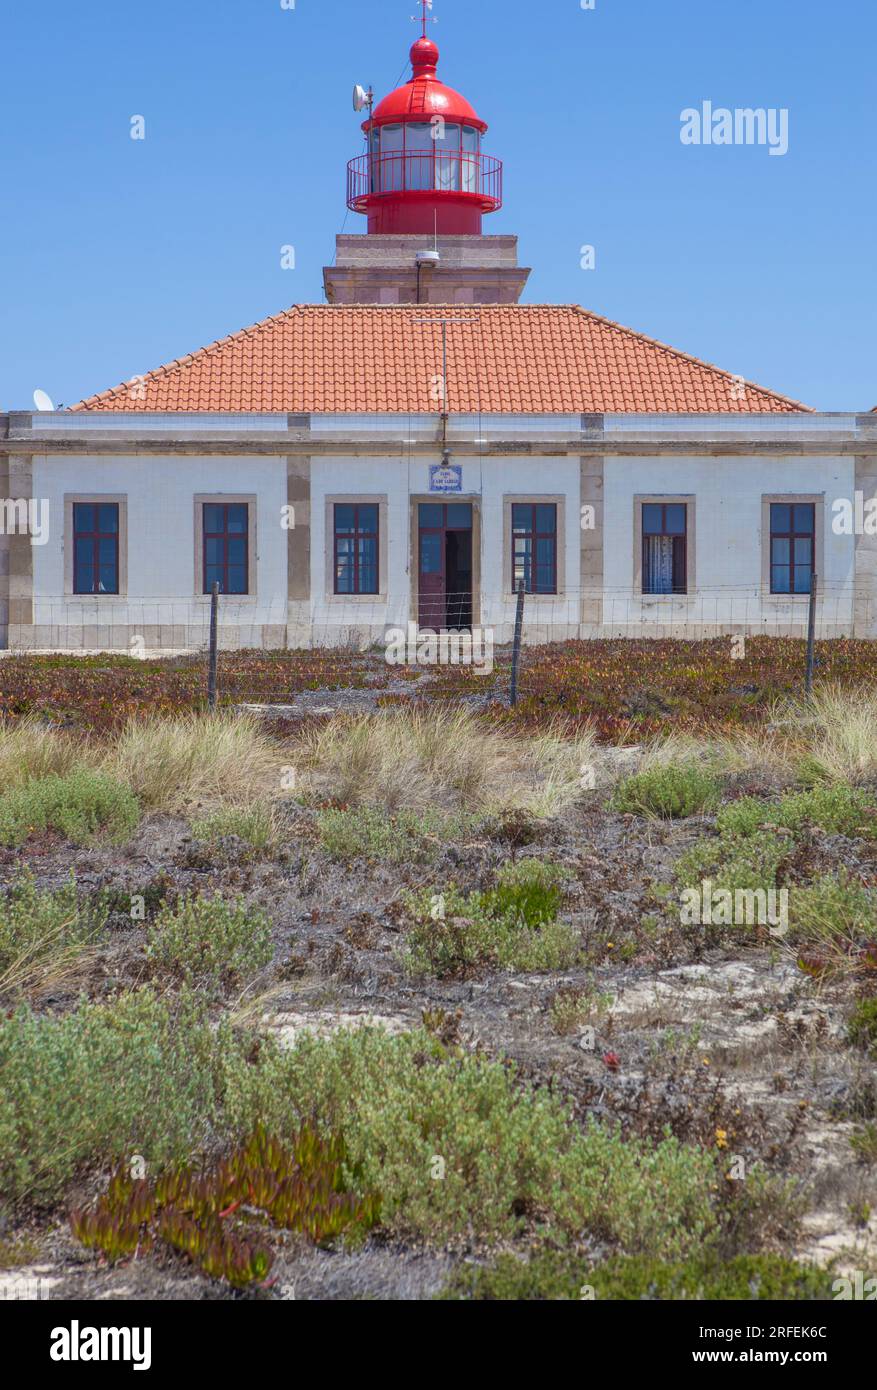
[[411, 1, 437, 39], [33, 389, 55, 412], [353, 84, 374, 117]]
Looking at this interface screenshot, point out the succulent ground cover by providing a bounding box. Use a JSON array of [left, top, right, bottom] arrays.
[[2, 636, 876, 738], [0, 659, 875, 1301]]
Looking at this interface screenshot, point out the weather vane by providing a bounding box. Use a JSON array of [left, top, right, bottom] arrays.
[[411, 1, 437, 39]]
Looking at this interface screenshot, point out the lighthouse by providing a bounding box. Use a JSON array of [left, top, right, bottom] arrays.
[[323, 5, 530, 305]]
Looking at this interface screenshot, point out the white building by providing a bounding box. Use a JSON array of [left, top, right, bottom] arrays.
[[2, 28, 875, 653]]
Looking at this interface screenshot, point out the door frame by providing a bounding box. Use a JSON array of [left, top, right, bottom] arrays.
[[409, 495, 481, 631]]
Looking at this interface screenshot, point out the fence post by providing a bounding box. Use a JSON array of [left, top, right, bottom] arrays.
[[509, 578, 526, 707], [207, 581, 219, 710], [805, 572, 818, 697]]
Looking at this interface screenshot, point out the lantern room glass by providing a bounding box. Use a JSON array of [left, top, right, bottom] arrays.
[[462, 126, 479, 193], [405, 122, 433, 190], [380, 124, 404, 191], [436, 123, 460, 190], [369, 123, 482, 195]]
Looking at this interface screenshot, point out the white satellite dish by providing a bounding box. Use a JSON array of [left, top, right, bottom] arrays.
[[353, 84, 370, 113], [33, 389, 55, 412]]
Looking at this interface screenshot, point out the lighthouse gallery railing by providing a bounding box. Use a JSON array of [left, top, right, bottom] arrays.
[[347, 151, 503, 212]]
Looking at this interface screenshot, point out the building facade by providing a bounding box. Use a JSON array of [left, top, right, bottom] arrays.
[[1, 26, 874, 654]]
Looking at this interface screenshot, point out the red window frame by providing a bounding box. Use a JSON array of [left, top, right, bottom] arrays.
[[511, 503, 558, 595], [334, 504, 379, 596], [770, 503, 815, 595], [642, 503, 688, 595], [203, 503, 249, 595], [73, 502, 119, 595]]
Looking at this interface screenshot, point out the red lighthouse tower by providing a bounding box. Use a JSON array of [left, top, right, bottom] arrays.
[[347, 12, 501, 236], [325, 4, 529, 305]]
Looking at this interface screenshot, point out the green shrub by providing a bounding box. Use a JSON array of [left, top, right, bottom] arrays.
[[191, 803, 276, 851], [848, 997, 877, 1051], [0, 873, 108, 987], [484, 858, 568, 926], [718, 784, 876, 841], [0, 997, 758, 1257], [549, 984, 613, 1036], [0, 990, 231, 1203], [317, 805, 482, 863], [440, 1252, 832, 1301], [401, 861, 578, 977], [146, 894, 273, 995], [850, 1122, 877, 1164], [788, 872, 877, 945], [673, 829, 792, 900], [221, 1025, 720, 1253], [0, 769, 140, 848], [612, 764, 721, 819]]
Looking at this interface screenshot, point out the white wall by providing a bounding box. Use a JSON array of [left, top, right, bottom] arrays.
[[310, 454, 581, 643], [602, 455, 856, 634], [31, 455, 288, 646], [22, 449, 861, 650]]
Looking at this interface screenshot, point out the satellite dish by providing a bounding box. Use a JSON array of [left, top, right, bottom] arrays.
[[353, 84, 370, 113], [33, 389, 55, 412]]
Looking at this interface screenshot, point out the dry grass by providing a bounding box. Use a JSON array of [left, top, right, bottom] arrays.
[[0, 716, 90, 789], [294, 708, 598, 819], [0, 938, 102, 1004], [106, 711, 281, 814], [787, 685, 877, 785], [634, 728, 799, 787]]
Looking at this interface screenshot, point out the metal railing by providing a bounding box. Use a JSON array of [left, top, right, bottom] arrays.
[[347, 150, 503, 212]]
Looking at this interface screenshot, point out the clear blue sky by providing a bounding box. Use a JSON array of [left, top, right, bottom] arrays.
[[0, 0, 872, 412]]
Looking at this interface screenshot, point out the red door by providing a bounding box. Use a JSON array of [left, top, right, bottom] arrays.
[[418, 503, 473, 631], [418, 504, 446, 631]]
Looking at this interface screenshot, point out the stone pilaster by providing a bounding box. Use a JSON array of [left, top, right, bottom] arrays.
[[6, 455, 34, 647], [287, 456, 311, 648], [854, 456, 877, 636], [580, 455, 604, 631]]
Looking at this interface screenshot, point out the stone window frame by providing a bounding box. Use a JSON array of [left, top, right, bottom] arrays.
[[761, 493, 824, 605], [633, 494, 696, 598], [502, 495, 566, 599], [193, 494, 258, 602], [324, 495, 389, 604], [64, 494, 128, 599]]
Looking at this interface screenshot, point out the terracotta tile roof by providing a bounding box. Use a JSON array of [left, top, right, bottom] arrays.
[[73, 304, 811, 415]]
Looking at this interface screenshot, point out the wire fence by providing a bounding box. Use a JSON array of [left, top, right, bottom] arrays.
[[1, 578, 865, 713]]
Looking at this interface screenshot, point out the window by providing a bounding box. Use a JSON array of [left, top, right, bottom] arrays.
[[462, 125, 480, 193], [405, 122, 433, 190], [436, 123, 460, 191], [770, 502, 814, 594], [73, 502, 119, 594], [642, 502, 687, 594], [380, 124, 403, 191], [203, 503, 249, 595], [512, 503, 557, 594], [334, 503, 379, 595]]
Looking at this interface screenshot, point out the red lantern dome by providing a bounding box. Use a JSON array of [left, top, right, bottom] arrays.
[[347, 27, 503, 235]]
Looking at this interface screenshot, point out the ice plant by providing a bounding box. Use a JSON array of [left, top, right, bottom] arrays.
[[70, 1125, 380, 1289]]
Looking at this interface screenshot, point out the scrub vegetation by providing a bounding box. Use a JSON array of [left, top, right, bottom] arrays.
[[0, 649, 875, 1301]]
